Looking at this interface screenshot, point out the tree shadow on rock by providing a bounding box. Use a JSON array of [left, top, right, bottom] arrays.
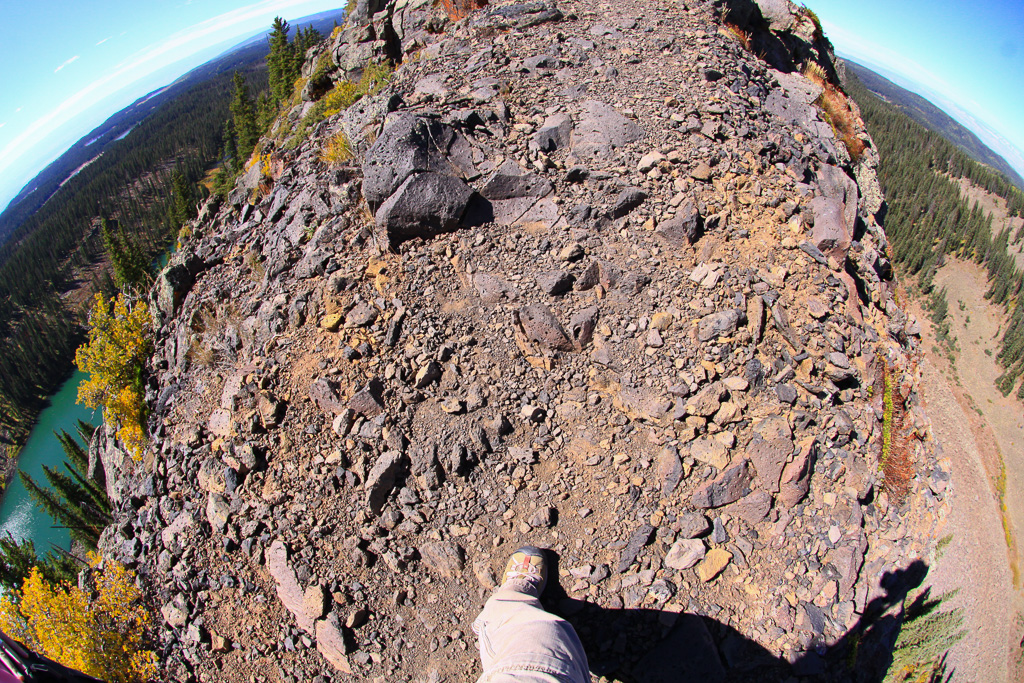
[[541, 554, 930, 683]]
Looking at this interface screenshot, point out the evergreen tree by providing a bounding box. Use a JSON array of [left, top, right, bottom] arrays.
[[296, 25, 323, 55], [170, 168, 198, 235], [55, 428, 109, 513], [21, 471, 101, 547], [100, 217, 149, 292], [0, 53, 267, 443], [77, 419, 97, 447], [221, 118, 239, 172], [230, 72, 259, 159], [267, 17, 296, 105], [0, 534, 78, 592], [19, 428, 112, 549], [845, 67, 1024, 397], [256, 92, 277, 136]]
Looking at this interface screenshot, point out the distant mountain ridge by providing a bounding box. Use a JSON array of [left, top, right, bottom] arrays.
[[0, 9, 346, 247], [844, 59, 1024, 191]]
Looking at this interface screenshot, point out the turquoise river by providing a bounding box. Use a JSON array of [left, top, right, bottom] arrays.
[[0, 371, 100, 554]]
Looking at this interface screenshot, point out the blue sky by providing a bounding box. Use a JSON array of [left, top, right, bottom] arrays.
[[0, 0, 343, 212], [0, 1, 1022, 215], [809, 0, 1024, 179]]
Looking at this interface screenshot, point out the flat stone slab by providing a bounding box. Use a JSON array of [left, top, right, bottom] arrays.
[[266, 540, 314, 633], [691, 460, 753, 509], [571, 100, 642, 160]]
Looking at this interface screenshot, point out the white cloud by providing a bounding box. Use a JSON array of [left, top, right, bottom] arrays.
[[0, 122, 6, 129], [54, 55, 80, 73], [14, 108, 21, 113], [112, 0, 329, 71], [96, 36, 111, 46], [0, 0, 336, 185]]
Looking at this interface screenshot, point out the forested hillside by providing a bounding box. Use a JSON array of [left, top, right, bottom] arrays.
[[844, 69, 1024, 396], [847, 61, 1024, 191], [0, 10, 346, 445], [0, 50, 269, 444]]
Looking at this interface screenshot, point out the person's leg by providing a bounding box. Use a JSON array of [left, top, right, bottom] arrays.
[[472, 548, 590, 683]]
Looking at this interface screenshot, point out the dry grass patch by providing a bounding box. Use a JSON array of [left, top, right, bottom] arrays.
[[439, 0, 488, 21], [881, 361, 916, 502], [721, 22, 752, 51], [321, 130, 355, 165], [803, 62, 868, 162]]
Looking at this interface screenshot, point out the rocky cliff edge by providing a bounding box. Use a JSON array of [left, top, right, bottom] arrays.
[[94, 0, 950, 680]]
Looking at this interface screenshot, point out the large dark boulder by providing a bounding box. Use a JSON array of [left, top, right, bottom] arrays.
[[375, 172, 475, 244], [362, 115, 461, 212]]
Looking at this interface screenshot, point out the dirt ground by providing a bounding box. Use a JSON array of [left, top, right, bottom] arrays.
[[910, 257, 1024, 681]]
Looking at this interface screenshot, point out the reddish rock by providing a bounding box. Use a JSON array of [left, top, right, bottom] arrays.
[[266, 540, 314, 634], [778, 439, 817, 507]]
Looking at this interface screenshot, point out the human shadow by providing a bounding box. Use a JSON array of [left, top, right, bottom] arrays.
[[540, 554, 933, 683]]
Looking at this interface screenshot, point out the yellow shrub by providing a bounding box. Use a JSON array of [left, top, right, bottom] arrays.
[[0, 561, 157, 682], [75, 293, 152, 460], [286, 61, 394, 150], [321, 130, 355, 165], [320, 81, 361, 118]]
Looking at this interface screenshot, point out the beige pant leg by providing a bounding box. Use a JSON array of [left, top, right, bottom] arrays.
[[472, 582, 590, 683]]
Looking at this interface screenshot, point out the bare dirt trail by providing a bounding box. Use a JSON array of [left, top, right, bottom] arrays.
[[909, 258, 1024, 681], [934, 260, 1024, 576]]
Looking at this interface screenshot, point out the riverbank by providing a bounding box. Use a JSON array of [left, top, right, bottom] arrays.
[[0, 445, 19, 492]]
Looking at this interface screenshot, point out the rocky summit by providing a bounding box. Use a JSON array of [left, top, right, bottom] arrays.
[[92, 0, 950, 680]]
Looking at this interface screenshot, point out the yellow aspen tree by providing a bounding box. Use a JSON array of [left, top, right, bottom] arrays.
[[75, 293, 152, 459], [0, 559, 157, 682]]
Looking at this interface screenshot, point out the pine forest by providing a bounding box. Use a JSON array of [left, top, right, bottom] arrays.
[[844, 69, 1024, 396], [0, 18, 329, 446]]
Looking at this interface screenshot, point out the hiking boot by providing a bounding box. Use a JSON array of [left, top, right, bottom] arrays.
[[502, 546, 548, 596]]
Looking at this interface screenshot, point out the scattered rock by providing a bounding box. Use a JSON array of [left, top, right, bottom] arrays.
[[697, 309, 743, 342], [266, 540, 314, 633], [618, 524, 654, 572], [349, 379, 385, 417], [571, 100, 643, 160], [419, 541, 465, 578], [665, 539, 706, 570], [691, 162, 713, 181], [536, 269, 575, 295], [528, 506, 557, 528], [365, 450, 405, 514], [691, 460, 753, 509], [316, 615, 353, 673], [345, 302, 378, 328], [657, 447, 683, 496], [609, 187, 647, 219], [677, 512, 712, 539], [655, 200, 701, 246], [778, 440, 816, 507], [516, 304, 573, 352], [533, 113, 573, 152], [697, 548, 733, 582]]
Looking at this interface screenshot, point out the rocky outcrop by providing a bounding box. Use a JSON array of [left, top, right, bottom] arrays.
[[98, 0, 948, 680]]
